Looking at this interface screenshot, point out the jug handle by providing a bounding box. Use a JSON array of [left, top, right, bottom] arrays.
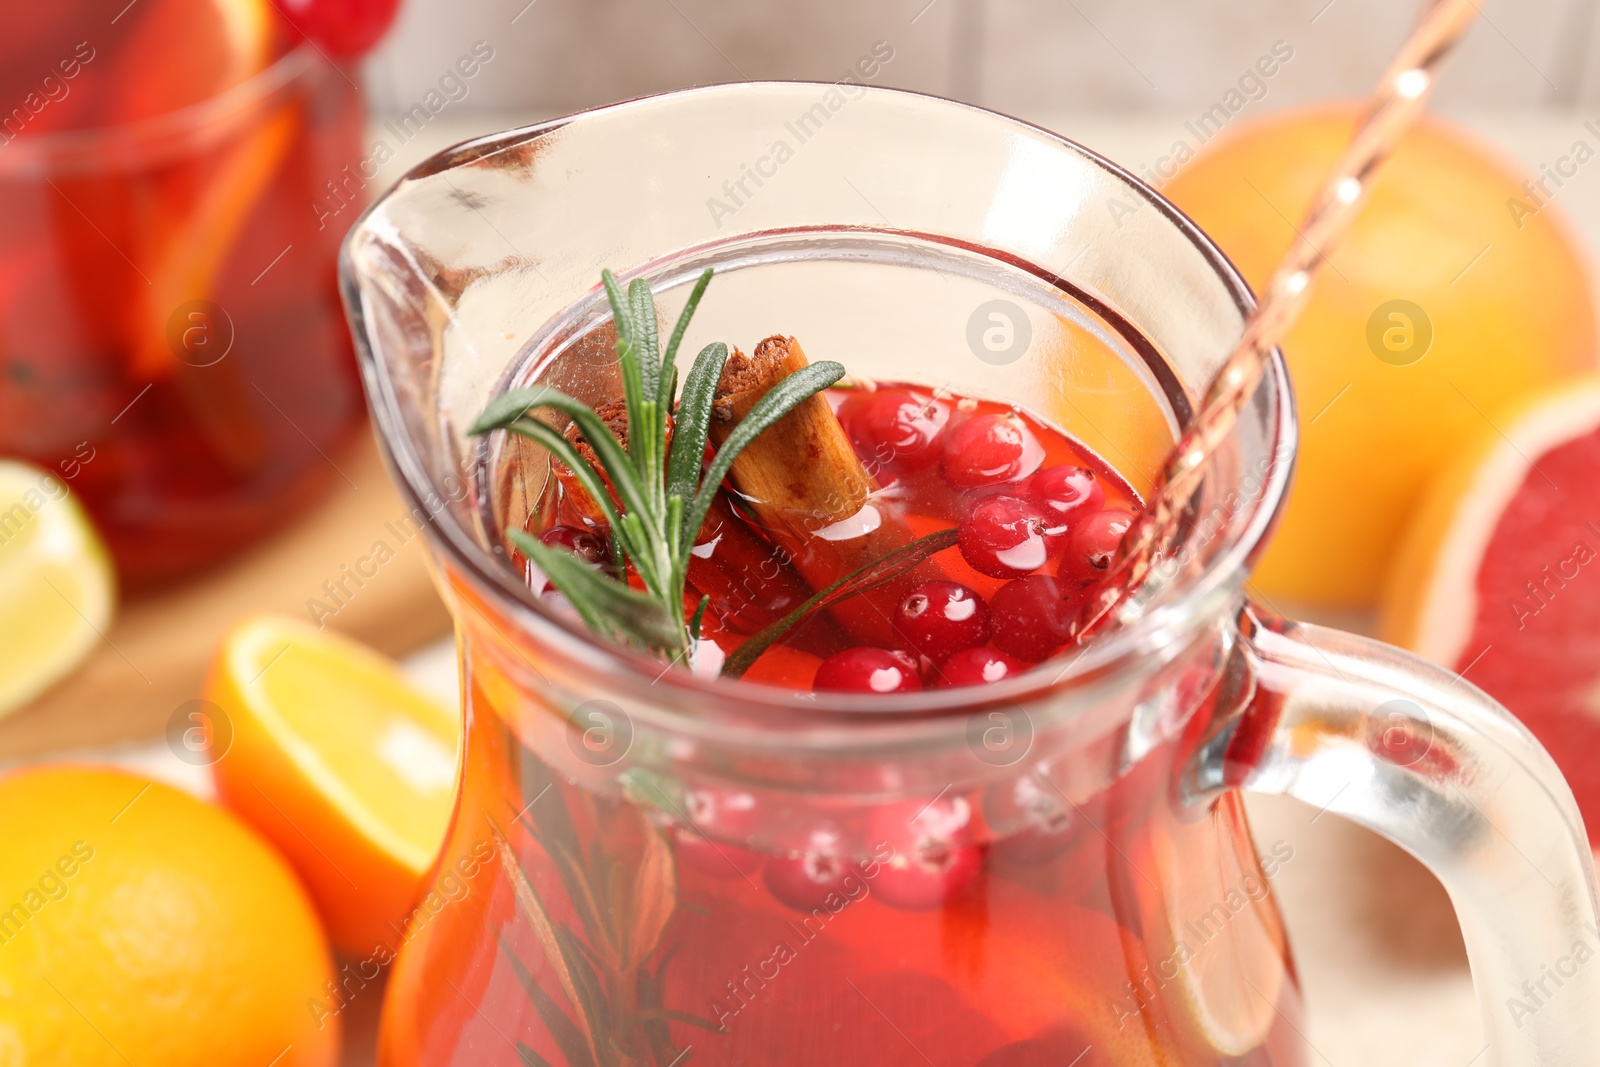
[[1196, 604, 1600, 1066]]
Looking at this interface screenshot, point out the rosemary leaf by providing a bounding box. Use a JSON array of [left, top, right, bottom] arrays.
[[487, 820, 603, 1066], [614, 512, 664, 595], [517, 1044, 556, 1067], [685, 360, 847, 541], [720, 527, 960, 679], [511, 531, 682, 652], [496, 417, 625, 538], [687, 595, 709, 644], [665, 341, 730, 537], [474, 385, 655, 532], [663, 495, 686, 563], [498, 935, 599, 1067], [505, 392, 656, 537], [551, 924, 615, 1049], [634, 1007, 727, 1033], [628, 278, 662, 404], [470, 385, 558, 435], [494, 417, 652, 590], [662, 268, 713, 370], [602, 270, 647, 472], [623, 825, 677, 972]]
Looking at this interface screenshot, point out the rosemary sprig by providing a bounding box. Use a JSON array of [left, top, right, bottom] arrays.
[[471, 268, 845, 661]]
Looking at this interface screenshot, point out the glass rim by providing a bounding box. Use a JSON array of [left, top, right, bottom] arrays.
[[0, 43, 321, 173], [347, 81, 1299, 720]]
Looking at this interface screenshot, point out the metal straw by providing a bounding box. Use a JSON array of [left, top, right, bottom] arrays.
[[1076, 0, 1483, 639]]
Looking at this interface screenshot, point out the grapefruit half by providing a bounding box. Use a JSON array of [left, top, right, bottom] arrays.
[[1382, 376, 1600, 841]]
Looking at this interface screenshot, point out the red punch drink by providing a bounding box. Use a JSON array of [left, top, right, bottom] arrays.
[[0, 1, 366, 586], [378, 372, 1304, 1066]]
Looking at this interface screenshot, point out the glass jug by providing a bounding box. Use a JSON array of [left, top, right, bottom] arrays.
[[340, 83, 1600, 1067]]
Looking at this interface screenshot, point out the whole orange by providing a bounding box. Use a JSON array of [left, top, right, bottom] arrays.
[[1163, 104, 1598, 606], [0, 767, 339, 1066]]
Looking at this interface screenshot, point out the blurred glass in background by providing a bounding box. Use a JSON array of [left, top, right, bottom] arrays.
[[0, 1, 366, 589]]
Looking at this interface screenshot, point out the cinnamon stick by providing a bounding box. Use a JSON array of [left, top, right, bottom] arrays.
[[709, 336, 936, 648], [550, 397, 847, 655]]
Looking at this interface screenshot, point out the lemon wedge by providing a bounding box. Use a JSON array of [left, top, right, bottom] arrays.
[[0, 460, 116, 717]]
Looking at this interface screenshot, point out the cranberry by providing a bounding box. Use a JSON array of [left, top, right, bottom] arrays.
[[1059, 509, 1133, 589], [874, 845, 984, 909], [891, 581, 990, 664], [277, 0, 400, 54], [958, 495, 1069, 579], [814, 648, 922, 694], [868, 797, 983, 910], [990, 576, 1079, 661], [935, 647, 1029, 687], [677, 787, 765, 878], [764, 830, 866, 911], [975, 1026, 1102, 1067], [941, 412, 1045, 489], [1027, 465, 1104, 526], [539, 525, 610, 568], [675, 829, 764, 879], [684, 786, 758, 837], [846, 390, 950, 482], [985, 775, 1078, 866]]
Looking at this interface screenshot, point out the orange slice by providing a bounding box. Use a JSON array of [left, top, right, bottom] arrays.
[[115, 0, 291, 379], [1125, 796, 1289, 1060], [207, 615, 460, 957], [1382, 375, 1600, 842], [106, 0, 277, 122]]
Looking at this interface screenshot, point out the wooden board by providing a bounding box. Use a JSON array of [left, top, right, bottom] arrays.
[[0, 427, 453, 759]]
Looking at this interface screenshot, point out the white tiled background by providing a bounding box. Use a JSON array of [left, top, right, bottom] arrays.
[[363, 0, 1600, 118]]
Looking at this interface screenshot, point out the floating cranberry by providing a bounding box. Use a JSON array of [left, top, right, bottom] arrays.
[[941, 412, 1045, 489], [277, 0, 401, 55], [935, 647, 1029, 687], [985, 774, 1078, 866], [675, 829, 764, 879], [764, 830, 865, 911], [990, 576, 1079, 661], [892, 581, 990, 664], [1027, 464, 1104, 526], [958, 495, 1069, 579], [846, 390, 950, 482], [874, 844, 984, 910], [684, 785, 758, 836], [974, 1026, 1103, 1067], [539, 524, 610, 567], [868, 796, 983, 910], [814, 648, 923, 694], [1059, 509, 1133, 588]]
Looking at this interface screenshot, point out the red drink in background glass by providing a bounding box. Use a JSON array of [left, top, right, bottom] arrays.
[[0, 1, 366, 588]]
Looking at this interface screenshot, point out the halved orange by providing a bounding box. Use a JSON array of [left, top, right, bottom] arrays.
[[1165, 105, 1598, 607], [1381, 376, 1600, 842], [207, 615, 460, 957]]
